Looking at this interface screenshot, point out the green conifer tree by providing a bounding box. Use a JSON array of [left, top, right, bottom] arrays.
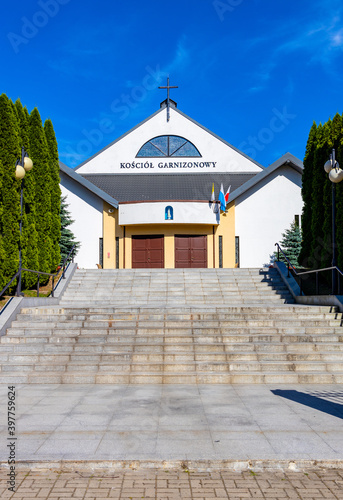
[[0, 159, 6, 290], [29, 108, 53, 275], [321, 113, 343, 269], [299, 122, 317, 266], [301, 114, 343, 272], [318, 120, 335, 268], [0, 94, 21, 289], [277, 221, 302, 267], [309, 123, 331, 267], [59, 196, 80, 263], [14, 99, 38, 288], [331, 113, 343, 269], [44, 118, 61, 270]]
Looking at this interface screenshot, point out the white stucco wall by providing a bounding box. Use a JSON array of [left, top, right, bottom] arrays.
[[234, 166, 303, 268], [60, 172, 103, 269], [76, 107, 262, 175], [119, 202, 220, 225]]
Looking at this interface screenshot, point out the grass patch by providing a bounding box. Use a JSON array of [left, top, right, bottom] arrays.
[[21, 289, 51, 298], [0, 269, 64, 306], [0, 296, 11, 309]]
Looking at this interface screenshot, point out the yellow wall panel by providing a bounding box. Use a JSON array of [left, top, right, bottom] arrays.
[[103, 202, 236, 269]]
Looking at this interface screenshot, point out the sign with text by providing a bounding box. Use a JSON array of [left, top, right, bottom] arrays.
[[120, 161, 218, 170]]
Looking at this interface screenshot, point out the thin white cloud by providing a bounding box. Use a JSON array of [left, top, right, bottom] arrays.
[[331, 28, 343, 47], [275, 12, 343, 65], [46, 57, 97, 79], [243, 5, 343, 91], [164, 35, 191, 76]]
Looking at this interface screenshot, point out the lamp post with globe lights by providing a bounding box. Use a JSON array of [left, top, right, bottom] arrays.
[[15, 146, 33, 296], [324, 148, 343, 294]]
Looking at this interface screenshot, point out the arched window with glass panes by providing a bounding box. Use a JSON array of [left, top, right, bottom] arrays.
[[136, 135, 201, 158]]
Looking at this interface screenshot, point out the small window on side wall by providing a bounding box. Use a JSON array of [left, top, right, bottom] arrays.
[[235, 236, 240, 268]]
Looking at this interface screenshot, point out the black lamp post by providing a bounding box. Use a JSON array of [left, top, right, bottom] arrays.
[[324, 148, 342, 294], [15, 146, 33, 296]]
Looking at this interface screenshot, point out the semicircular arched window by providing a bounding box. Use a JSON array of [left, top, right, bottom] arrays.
[[136, 135, 201, 158]]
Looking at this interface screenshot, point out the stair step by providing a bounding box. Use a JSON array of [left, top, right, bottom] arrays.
[[2, 268, 343, 384], [0, 371, 342, 385]]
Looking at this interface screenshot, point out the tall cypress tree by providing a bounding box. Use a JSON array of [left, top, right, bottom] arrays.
[[0, 159, 6, 291], [15, 99, 38, 288], [44, 119, 61, 270], [318, 120, 334, 268], [29, 108, 53, 275], [331, 113, 343, 269], [310, 123, 331, 268], [321, 114, 343, 268], [299, 122, 317, 266], [0, 94, 21, 288], [0, 95, 62, 293], [301, 113, 343, 272]]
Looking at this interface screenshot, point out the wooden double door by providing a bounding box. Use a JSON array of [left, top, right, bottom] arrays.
[[132, 235, 164, 268], [131, 234, 207, 268], [175, 235, 207, 268]]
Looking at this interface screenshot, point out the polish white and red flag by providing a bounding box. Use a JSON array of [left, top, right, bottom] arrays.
[[225, 185, 231, 204]]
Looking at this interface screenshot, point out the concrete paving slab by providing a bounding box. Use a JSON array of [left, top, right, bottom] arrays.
[[211, 431, 279, 460], [264, 431, 337, 459], [1, 383, 343, 466]]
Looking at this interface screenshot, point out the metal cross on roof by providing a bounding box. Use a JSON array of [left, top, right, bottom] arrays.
[[159, 77, 178, 122]]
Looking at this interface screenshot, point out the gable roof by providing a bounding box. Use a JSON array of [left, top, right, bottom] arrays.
[[80, 172, 257, 203], [229, 153, 303, 203], [74, 102, 264, 172], [59, 161, 119, 208], [60, 153, 303, 205]]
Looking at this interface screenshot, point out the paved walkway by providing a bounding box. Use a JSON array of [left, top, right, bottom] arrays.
[[1, 468, 343, 499], [1, 384, 343, 463], [2, 383, 343, 497]]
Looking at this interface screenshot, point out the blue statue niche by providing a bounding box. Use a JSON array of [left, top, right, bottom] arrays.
[[165, 206, 173, 220]]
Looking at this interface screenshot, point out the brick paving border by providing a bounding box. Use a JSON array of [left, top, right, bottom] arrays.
[[1, 468, 343, 499]]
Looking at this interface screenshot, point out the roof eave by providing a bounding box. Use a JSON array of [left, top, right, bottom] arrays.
[[59, 161, 119, 208], [229, 153, 303, 202]]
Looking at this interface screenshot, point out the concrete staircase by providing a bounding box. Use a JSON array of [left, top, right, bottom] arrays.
[[58, 268, 294, 307], [1, 268, 343, 384]]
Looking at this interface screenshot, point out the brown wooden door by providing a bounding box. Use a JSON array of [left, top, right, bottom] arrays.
[[132, 236, 164, 268], [175, 235, 207, 268]]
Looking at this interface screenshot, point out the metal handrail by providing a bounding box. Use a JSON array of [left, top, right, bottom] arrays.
[[0, 245, 76, 299], [0, 296, 14, 317], [275, 243, 343, 295], [275, 243, 297, 276], [296, 265, 343, 277]]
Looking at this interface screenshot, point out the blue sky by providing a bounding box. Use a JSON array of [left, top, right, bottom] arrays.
[[2, 0, 343, 168]]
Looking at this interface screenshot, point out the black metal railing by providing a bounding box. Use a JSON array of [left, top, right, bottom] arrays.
[[0, 245, 76, 300], [275, 243, 343, 296]]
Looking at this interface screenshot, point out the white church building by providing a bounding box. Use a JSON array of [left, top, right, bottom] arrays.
[[59, 95, 303, 269]]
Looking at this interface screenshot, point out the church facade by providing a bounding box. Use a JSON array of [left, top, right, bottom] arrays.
[[59, 99, 303, 269]]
